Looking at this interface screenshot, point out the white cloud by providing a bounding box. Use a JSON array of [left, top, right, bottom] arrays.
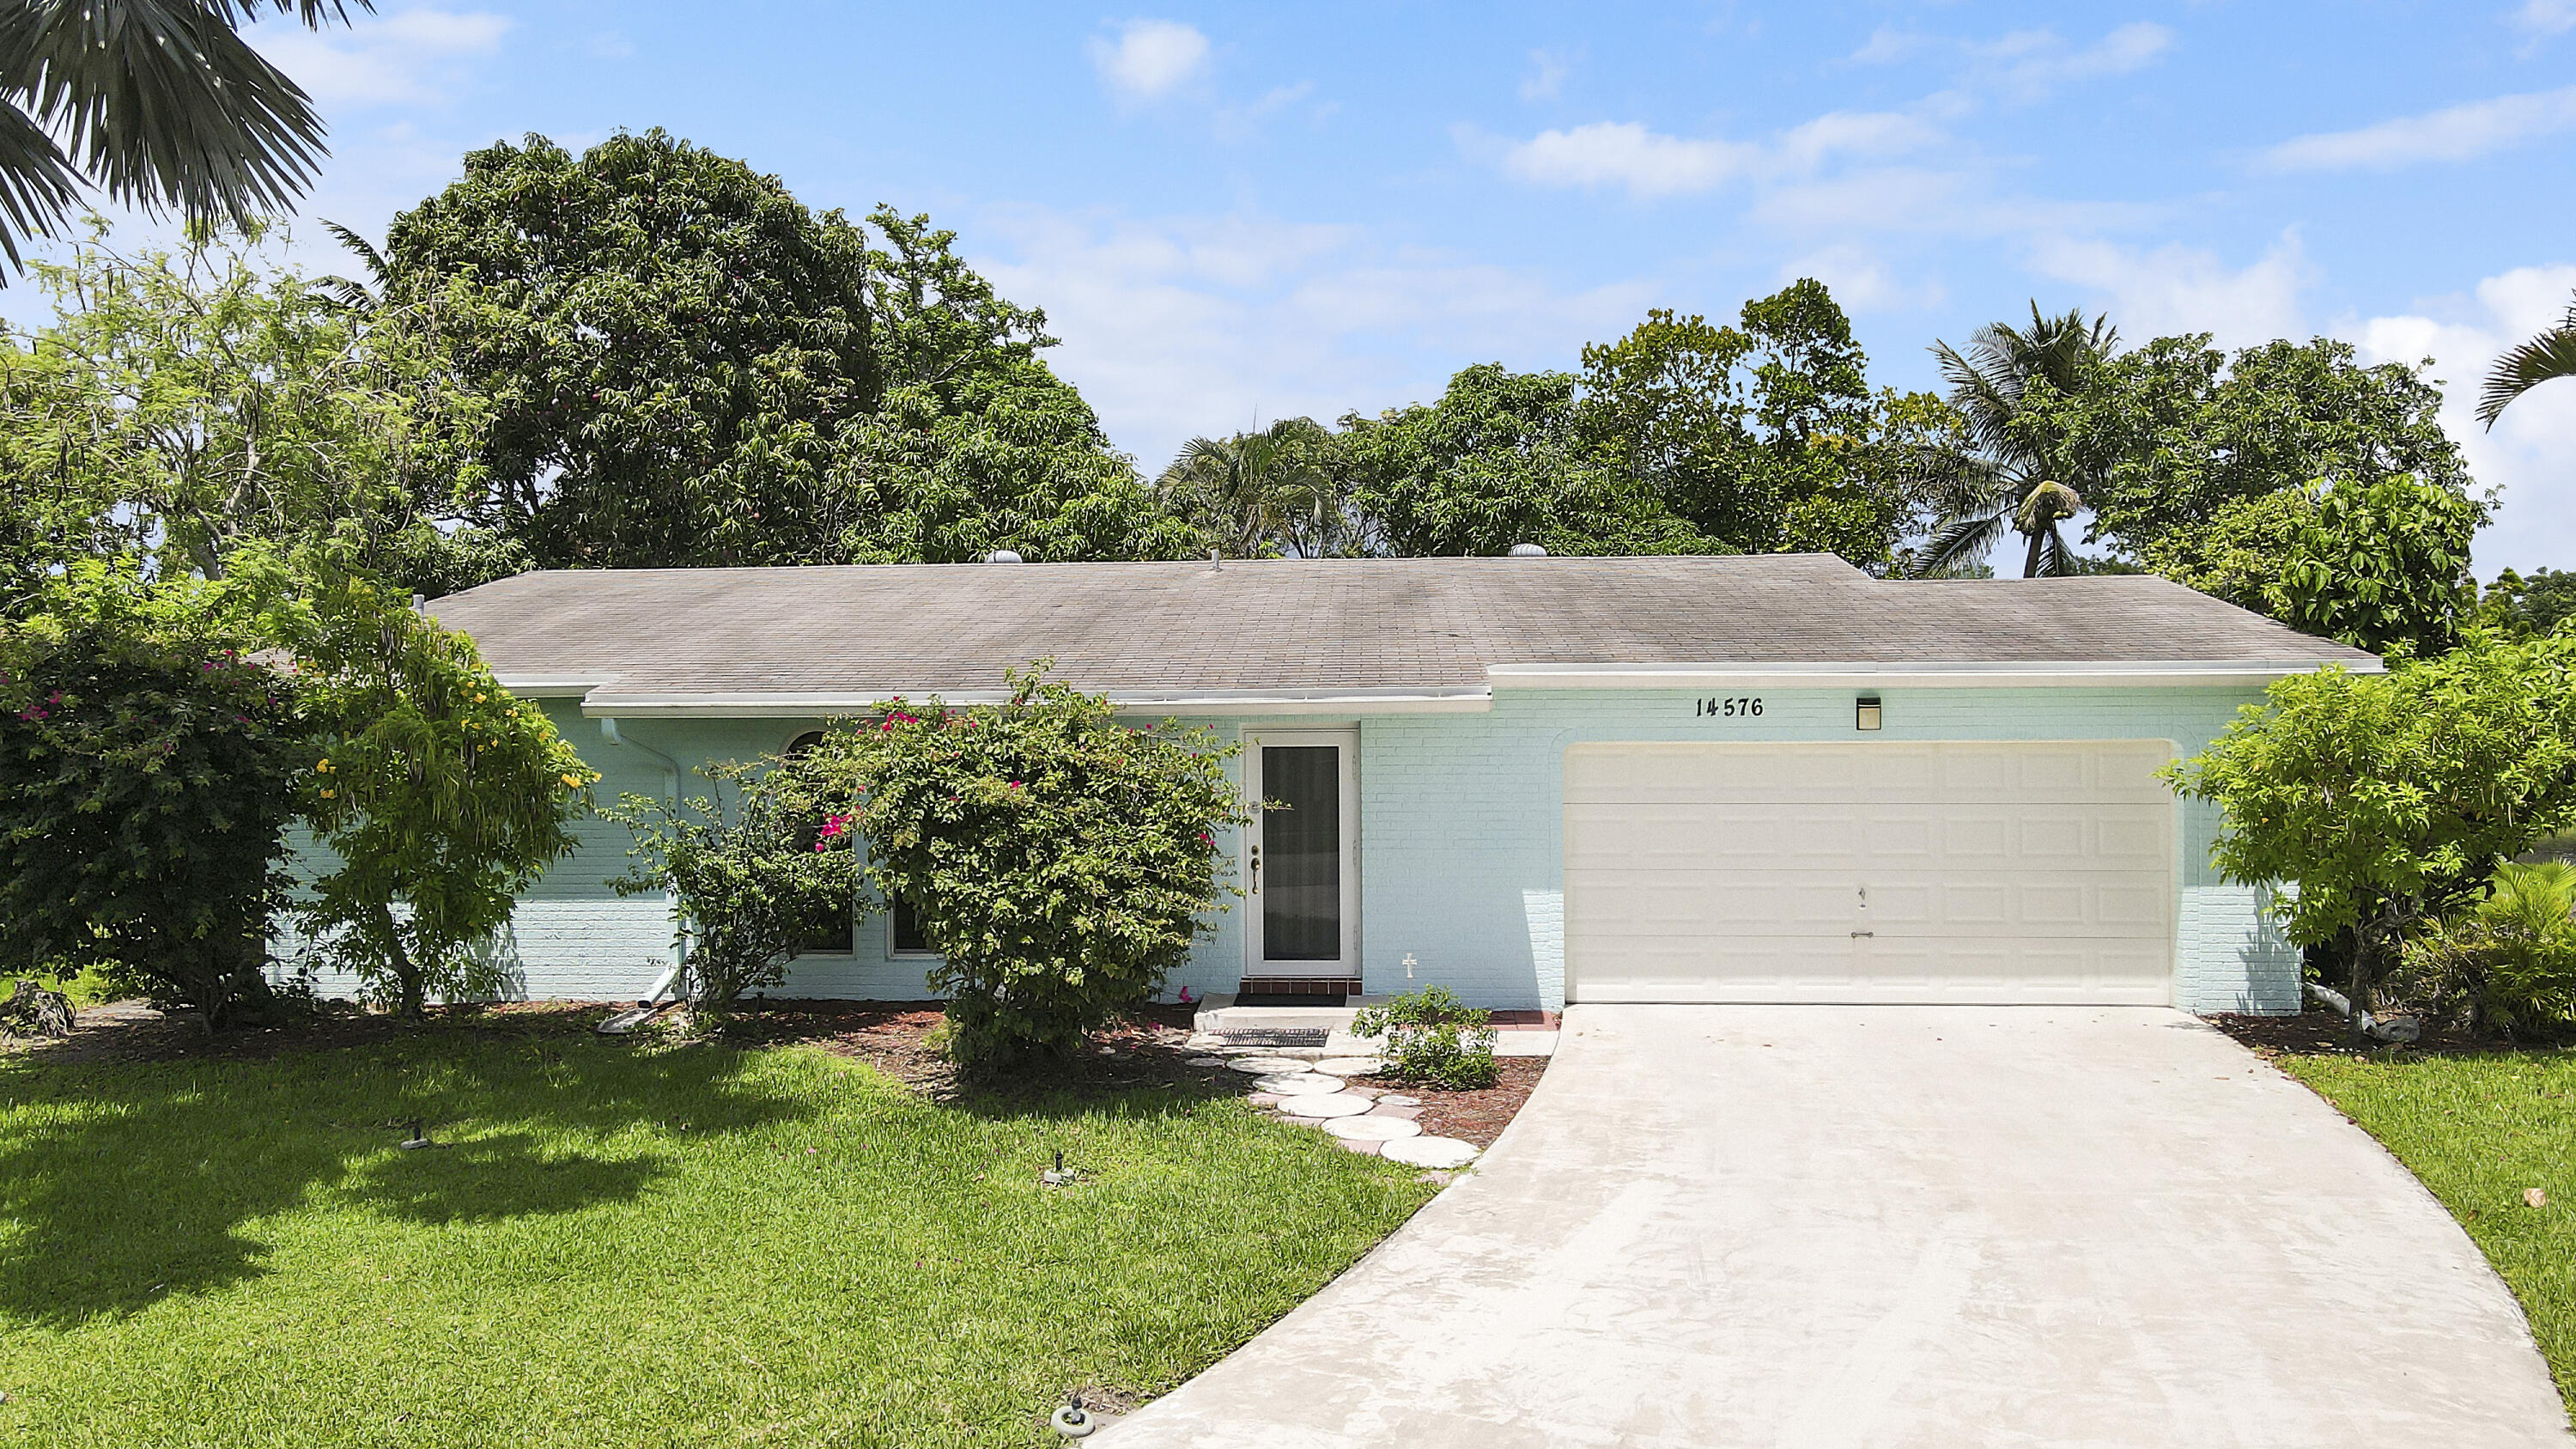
[[1850, 21, 2172, 104], [2344, 265, 2576, 574], [2259, 87, 2576, 172], [1519, 48, 1572, 102], [2026, 233, 2313, 345], [1777, 245, 1943, 312], [1086, 20, 1212, 104], [2514, 1, 2576, 39], [255, 7, 509, 109], [1497, 110, 1940, 199], [970, 205, 1656, 466]]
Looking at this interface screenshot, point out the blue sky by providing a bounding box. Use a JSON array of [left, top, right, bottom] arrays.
[[150, 3, 2576, 569]]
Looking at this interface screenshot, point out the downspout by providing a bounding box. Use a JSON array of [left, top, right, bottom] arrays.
[[599, 716, 690, 1004]]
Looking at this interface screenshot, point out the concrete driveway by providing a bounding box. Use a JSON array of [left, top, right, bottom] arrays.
[[1103, 1005, 2571, 1448]]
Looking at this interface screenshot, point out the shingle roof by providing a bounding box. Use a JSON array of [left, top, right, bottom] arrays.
[[428, 555, 2377, 708]]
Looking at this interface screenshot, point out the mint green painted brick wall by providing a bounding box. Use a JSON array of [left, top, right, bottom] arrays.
[[354, 687, 2293, 1016]]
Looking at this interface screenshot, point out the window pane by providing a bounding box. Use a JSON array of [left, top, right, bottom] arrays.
[[892, 897, 930, 954], [1261, 746, 1340, 961]]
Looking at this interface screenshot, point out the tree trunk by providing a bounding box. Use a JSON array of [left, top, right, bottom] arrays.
[[372, 900, 426, 1017], [2021, 527, 2046, 578]]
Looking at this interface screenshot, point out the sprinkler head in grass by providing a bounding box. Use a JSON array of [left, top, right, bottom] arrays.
[[1051, 1395, 1096, 1439], [398, 1117, 435, 1151]]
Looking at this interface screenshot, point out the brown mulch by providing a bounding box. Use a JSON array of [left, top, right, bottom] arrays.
[[2208, 1006, 2571, 1060], [1357, 1056, 1547, 1150]]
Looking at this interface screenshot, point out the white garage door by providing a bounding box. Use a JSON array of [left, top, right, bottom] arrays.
[[1564, 740, 2176, 1005]]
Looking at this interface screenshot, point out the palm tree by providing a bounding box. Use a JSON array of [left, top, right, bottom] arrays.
[[0, 2, 368, 266], [1912, 303, 2118, 578], [1157, 417, 1352, 557], [2480, 296, 2576, 429]]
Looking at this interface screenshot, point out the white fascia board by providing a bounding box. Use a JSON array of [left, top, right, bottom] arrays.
[[494, 676, 616, 697], [1486, 660, 2382, 690], [575, 687, 1495, 719]]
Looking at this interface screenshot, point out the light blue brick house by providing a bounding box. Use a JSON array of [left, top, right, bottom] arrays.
[[418, 553, 2374, 1016]]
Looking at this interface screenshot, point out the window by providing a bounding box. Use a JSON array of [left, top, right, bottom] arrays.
[[784, 731, 853, 956], [890, 896, 933, 956]]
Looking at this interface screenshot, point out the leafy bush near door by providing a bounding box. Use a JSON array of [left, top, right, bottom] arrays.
[[801, 666, 1247, 1070], [1353, 986, 1500, 1090]]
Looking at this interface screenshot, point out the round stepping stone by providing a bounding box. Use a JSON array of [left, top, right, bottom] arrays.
[[1311, 1057, 1385, 1076], [1277, 1093, 1376, 1119], [1227, 1056, 1309, 1075], [1253, 1073, 1345, 1096], [1380, 1135, 1479, 1168], [1376, 1093, 1421, 1107], [1322, 1114, 1421, 1142], [1188, 1056, 1229, 1067]]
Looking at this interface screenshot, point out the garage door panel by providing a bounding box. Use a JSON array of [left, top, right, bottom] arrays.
[[1566, 740, 2175, 1004]]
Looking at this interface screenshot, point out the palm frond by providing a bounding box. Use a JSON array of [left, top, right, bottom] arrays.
[[1913, 511, 2008, 576], [313, 216, 386, 310], [2479, 303, 2576, 429], [0, 102, 83, 266], [0, 0, 371, 236]]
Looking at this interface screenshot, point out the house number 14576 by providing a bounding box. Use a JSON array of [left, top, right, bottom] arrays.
[[1697, 697, 1763, 718]]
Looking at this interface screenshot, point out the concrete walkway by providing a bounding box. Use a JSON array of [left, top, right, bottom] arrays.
[[1103, 1005, 2572, 1448]]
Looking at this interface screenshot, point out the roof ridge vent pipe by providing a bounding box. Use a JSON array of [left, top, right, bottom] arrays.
[[982, 549, 1024, 563], [1508, 542, 1547, 557]]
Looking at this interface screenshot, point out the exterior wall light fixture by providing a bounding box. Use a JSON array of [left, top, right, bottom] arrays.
[[1856, 695, 1882, 732]]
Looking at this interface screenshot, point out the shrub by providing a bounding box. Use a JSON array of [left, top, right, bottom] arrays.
[[605, 758, 864, 1010], [0, 566, 305, 1027], [2398, 861, 2576, 1037], [265, 558, 595, 1014], [805, 666, 1247, 1070], [1353, 986, 1499, 1091], [2165, 631, 2576, 1015]]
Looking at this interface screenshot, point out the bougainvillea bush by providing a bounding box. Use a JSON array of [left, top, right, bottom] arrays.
[[0, 566, 306, 1027], [806, 667, 1248, 1069], [605, 758, 863, 1009]]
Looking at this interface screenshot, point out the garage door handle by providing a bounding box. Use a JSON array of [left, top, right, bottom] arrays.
[[1850, 930, 1873, 939]]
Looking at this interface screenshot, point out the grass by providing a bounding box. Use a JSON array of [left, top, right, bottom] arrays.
[[2281, 1049, 2576, 1409], [0, 1025, 1439, 1447]]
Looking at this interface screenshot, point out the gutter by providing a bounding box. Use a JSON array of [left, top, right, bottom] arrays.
[[568, 686, 1499, 718], [1485, 660, 2380, 691]]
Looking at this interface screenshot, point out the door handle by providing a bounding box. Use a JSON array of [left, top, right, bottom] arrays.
[[1249, 843, 1261, 895], [1850, 930, 1874, 939]]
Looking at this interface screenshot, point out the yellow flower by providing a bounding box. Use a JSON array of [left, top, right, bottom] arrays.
[[560, 773, 582, 788], [474, 693, 487, 702], [315, 758, 331, 773], [319, 788, 335, 800]]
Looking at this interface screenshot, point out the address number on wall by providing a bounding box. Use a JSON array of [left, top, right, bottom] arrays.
[[1695, 697, 1764, 718]]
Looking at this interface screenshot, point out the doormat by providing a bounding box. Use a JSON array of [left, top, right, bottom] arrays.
[[1218, 1027, 1332, 1047], [1231, 992, 1344, 1008]]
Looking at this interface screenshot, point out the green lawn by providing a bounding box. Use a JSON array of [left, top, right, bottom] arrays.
[[2282, 1049, 2576, 1409], [0, 1025, 1438, 1447]]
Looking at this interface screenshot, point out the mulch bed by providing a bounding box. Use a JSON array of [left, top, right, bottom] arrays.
[[2208, 1006, 2571, 1060], [1356, 1056, 1549, 1150], [3, 998, 602, 1067]]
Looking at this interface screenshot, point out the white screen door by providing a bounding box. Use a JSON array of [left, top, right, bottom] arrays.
[[1245, 730, 1359, 976]]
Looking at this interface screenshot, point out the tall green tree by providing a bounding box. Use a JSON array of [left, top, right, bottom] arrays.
[[2481, 567, 2576, 639], [1580, 282, 1942, 569], [0, 225, 508, 604], [2480, 293, 2576, 428], [1912, 303, 2119, 577], [2142, 474, 2482, 658], [1338, 364, 1712, 557], [2076, 334, 2472, 561], [383, 130, 880, 569], [0, 2, 368, 265]]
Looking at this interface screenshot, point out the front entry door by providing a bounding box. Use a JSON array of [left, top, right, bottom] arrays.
[[1245, 731, 1359, 977]]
